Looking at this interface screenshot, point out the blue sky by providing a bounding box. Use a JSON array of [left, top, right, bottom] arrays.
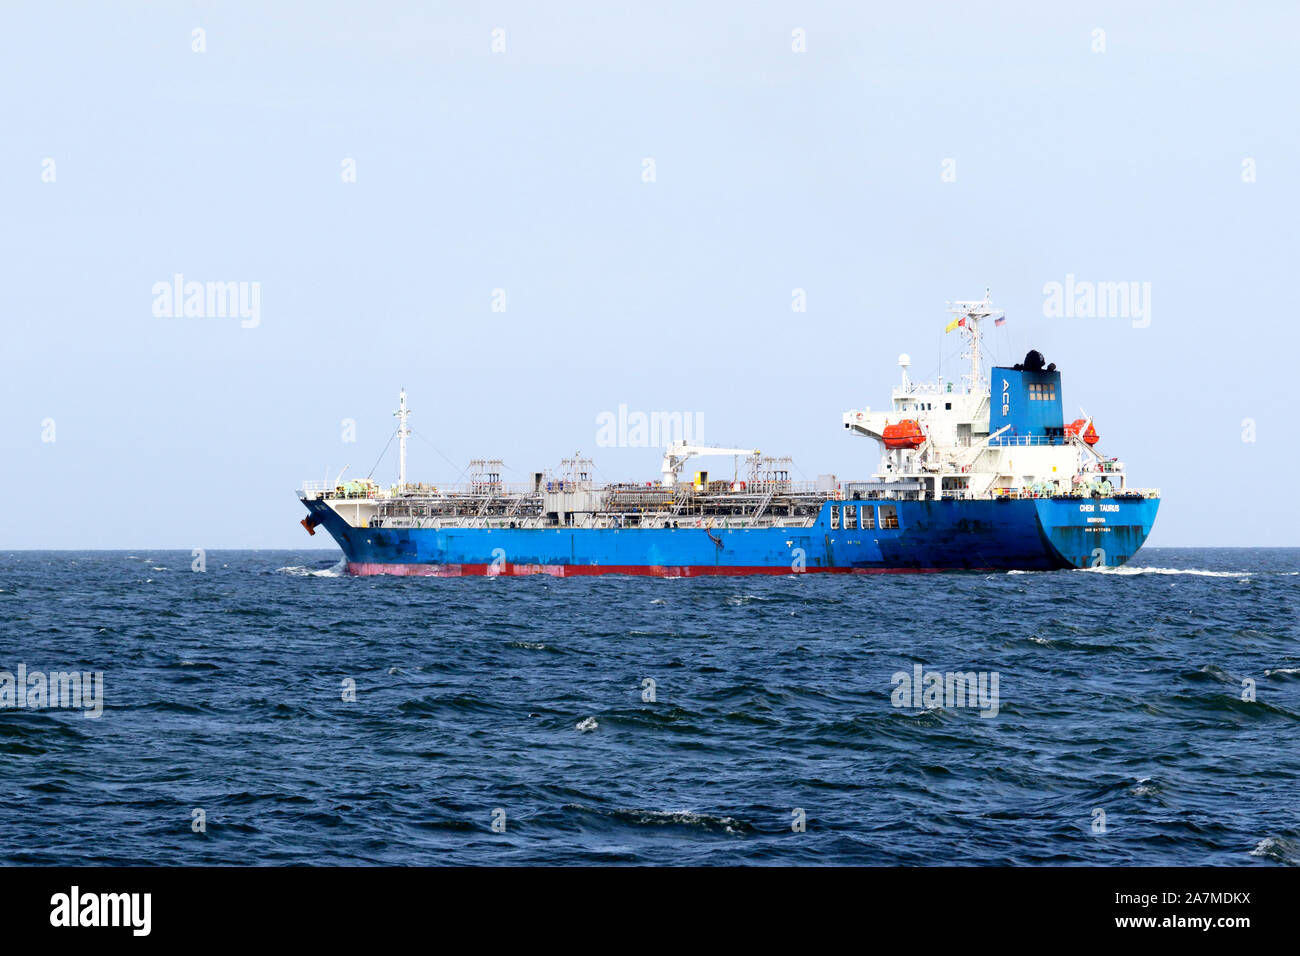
[[3, 1, 1297, 548]]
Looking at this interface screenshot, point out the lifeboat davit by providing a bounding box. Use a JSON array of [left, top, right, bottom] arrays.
[[1066, 418, 1099, 445], [882, 419, 926, 449]]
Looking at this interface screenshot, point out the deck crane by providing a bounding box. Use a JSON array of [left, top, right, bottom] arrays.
[[661, 440, 760, 488]]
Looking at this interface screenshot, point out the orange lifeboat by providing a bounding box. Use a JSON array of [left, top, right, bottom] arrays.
[[882, 419, 926, 449], [1066, 418, 1099, 445]]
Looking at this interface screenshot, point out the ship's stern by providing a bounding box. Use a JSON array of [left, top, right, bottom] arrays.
[[1033, 496, 1159, 569]]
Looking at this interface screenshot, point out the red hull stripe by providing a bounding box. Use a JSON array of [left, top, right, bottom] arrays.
[[346, 562, 976, 577]]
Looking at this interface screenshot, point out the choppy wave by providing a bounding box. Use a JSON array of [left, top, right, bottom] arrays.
[[1249, 837, 1300, 865], [0, 546, 1297, 865], [566, 804, 752, 835]]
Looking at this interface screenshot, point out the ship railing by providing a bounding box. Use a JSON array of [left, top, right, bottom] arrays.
[[394, 482, 536, 497], [893, 382, 953, 397], [741, 480, 822, 495], [939, 487, 1160, 501], [852, 489, 924, 501], [939, 491, 1055, 500], [300, 479, 391, 500], [989, 435, 1072, 447], [362, 480, 829, 498]]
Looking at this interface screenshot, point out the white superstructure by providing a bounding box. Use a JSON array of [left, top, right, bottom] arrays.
[[841, 291, 1133, 500]]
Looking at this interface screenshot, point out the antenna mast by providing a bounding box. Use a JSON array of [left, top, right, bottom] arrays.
[[395, 388, 410, 492]]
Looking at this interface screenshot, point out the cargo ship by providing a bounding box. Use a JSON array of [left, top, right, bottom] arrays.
[[298, 292, 1159, 575]]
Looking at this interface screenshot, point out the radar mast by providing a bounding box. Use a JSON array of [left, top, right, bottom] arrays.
[[945, 288, 1003, 394]]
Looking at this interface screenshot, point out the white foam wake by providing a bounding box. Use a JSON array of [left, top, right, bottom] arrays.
[[1077, 566, 1251, 578], [276, 558, 347, 577]]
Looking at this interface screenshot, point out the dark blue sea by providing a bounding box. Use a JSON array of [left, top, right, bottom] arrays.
[[1, 548, 1297, 866]]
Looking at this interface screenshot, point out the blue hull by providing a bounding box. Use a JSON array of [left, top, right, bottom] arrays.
[[302, 497, 1159, 575]]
